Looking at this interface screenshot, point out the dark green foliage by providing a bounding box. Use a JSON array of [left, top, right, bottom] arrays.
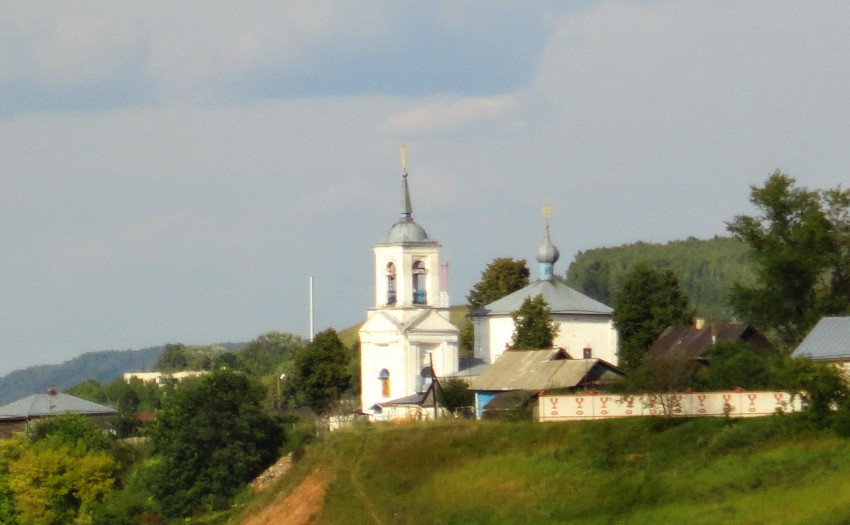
[[510, 295, 559, 349], [68, 378, 164, 438], [695, 341, 778, 391], [437, 378, 474, 413], [289, 329, 352, 415], [774, 357, 848, 420], [153, 343, 235, 372], [467, 258, 530, 310], [458, 319, 474, 359], [727, 171, 850, 347], [236, 331, 303, 376], [29, 414, 114, 453], [566, 236, 752, 319], [613, 263, 694, 370], [615, 357, 702, 396], [146, 370, 283, 517]]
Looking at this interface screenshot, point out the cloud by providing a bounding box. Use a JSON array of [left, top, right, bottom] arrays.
[[383, 95, 517, 135]]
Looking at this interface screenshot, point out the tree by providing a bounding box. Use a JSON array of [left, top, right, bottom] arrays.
[[694, 341, 778, 391], [237, 331, 303, 376], [1, 415, 120, 525], [613, 263, 694, 371], [727, 171, 850, 347], [510, 295, 559, 349], [436, 378, 474, 414], [289, 328, 351, 414], [467, 258, 530, 310], [147, 370, 283, 517]]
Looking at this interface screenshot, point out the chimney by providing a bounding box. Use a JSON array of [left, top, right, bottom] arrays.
[[47, 385, 57, 396]]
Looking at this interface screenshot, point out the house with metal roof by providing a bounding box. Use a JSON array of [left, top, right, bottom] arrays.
[[647, 320, 769, 362], [469, 212, 619, 366], [469, 348, 624, 419], [0, 385, 117, 438], [792, 317, 850, 368]]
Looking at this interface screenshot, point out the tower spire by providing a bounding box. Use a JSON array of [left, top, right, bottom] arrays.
[[401, 144, 412, 220], [536, 204, 560, 281]]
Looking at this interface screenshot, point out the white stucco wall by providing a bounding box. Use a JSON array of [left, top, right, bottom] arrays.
[[473, 313, 619, 366], [359, 308, 459, 416]]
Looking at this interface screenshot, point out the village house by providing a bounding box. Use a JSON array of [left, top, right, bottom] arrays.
[[792, 316, 850, 375], [0, 385, 117, 438], [469, 348, 624, 419], [647, 320, 769, 362]]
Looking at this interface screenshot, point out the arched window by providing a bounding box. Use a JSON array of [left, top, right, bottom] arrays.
[[378, 369, 390, 398], [419, 365, 433, 393], [412, 260, 427, 305], [386, 262, 397, 305]]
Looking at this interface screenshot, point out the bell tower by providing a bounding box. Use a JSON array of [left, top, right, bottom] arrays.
[[358, 147, 459, 419]]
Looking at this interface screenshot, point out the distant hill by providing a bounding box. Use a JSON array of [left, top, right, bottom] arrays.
[[565, 236, 754, 319], [0, 342, 247, 405]]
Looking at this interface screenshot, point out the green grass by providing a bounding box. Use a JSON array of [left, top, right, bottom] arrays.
[[233, 415, 850, 524]]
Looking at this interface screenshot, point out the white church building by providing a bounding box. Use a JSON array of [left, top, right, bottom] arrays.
[[469, 219, 619, 367], [358, 162, 459, 420]]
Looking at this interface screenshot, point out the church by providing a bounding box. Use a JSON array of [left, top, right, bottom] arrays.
[[358, 153, 619, 420], [469, 216, 619, 366], [358, 156, 459, 420]]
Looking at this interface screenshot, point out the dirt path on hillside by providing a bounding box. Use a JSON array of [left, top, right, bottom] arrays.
[[241, 470, 329, 525]]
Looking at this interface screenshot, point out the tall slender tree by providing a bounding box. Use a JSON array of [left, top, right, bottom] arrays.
[[510, 295, 559, 349], [613, 263, 693, 371]]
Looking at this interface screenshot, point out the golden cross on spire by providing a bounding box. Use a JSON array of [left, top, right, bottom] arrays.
[[543, 204, 552, 228], [401, 144, 408, 176]]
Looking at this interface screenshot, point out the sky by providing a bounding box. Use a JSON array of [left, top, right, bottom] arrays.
[[2, 1, 850, 376]]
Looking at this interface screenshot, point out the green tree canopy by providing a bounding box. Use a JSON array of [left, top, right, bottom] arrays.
[[146, 370, 283, 517], [0, 415, 120, 525], [237, 331, 303, 376], [289, 328, 352, 415], [727, 171, 850, 347], [467, 258, 530, 310], [510, 295, 560, 349], [613, 263, 694, 371]]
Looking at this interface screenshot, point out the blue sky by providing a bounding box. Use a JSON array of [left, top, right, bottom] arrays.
[[2, 1, 850, 376]]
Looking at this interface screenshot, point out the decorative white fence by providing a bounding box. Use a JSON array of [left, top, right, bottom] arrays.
[[538, 390, 803, 422]]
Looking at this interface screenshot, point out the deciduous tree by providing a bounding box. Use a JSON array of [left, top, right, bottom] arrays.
[[613, 263, 693, 371], [289, 328, 351, 414], [510, 295, 559, 349], [147, 370, 283, 517], [727, 171, 850, 347], [467, 258, 530, 310]]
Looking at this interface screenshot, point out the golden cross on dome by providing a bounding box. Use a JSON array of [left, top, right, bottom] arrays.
[[543, 204, 552, 228]]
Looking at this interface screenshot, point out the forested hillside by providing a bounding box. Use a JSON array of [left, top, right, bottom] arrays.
[[0, 343, 246, 405], [565, 236, 753, 319]]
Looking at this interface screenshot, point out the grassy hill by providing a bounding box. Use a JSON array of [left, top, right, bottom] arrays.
[[237, 415, 850, 525]]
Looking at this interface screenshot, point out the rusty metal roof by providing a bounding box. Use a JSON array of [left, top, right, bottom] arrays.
[[647, 322, 764, 360], [793, 316, 850, 361], [469, 348, 623, 392]]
